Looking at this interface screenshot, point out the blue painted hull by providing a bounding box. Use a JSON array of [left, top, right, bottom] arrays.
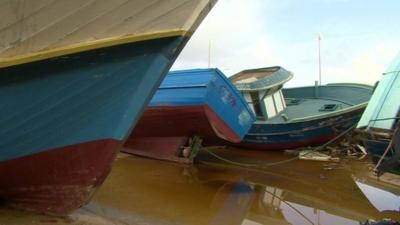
[[0, 36, 186, 214], [0, 36, 183, 161], [146, 69, 256, 141], [238, 106, 365, 150], [124, 69, 256, 161]]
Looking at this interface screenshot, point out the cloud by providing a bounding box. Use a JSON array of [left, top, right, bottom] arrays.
[[282, 40, 400, 87], [326, 42, 400, 84], [172, 0, 280, 76], [173, 0, 400, 87]]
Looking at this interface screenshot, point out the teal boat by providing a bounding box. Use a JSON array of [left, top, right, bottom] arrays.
[[230, 66, 374, 150], [357, 53, 400, 175]]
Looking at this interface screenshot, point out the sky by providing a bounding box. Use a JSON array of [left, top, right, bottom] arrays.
[[172, 0, 400, 87]]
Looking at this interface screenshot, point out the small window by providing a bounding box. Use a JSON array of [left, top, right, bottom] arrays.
[[250, 92, 263, 117], [274, 92, 284, 113], [319, 104, 339, 111], [264, 95, 276, 118], [286, 98, 302, 105]]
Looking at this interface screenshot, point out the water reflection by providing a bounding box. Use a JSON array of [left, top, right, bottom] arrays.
[[0, 149, 399, 224], [248, 185, 361, 225], [355, 181, 400, 213], [352, 165, 400, 214], [84, 155, 255, 225]]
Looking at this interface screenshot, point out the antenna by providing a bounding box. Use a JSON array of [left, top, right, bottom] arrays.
[[318, 33, 323, 85]]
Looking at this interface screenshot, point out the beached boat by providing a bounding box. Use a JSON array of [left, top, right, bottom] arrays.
[[0, 0, 216, 215], [357, 53, 400, 175], [230, 66, 373, 150], [123, 69, 256, 162]]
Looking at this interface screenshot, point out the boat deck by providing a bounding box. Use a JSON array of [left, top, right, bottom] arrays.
[[254, 84, 373, 124], [259, 97, 354, 124]]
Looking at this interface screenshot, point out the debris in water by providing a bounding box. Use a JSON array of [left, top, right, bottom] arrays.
[[299, 150, 340, 162], [283, 149, 301, 156]]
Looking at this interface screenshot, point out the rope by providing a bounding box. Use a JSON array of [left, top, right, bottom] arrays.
[[373, 125, 399, 172], [201, 124, 357, 168], [263, 187, 315, 225], [201, 148, 261, 167]]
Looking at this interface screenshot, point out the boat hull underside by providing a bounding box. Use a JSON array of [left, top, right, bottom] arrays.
[[0, 36, 185, 214], [127, 105, 242, 144], [237, 107, 365, 150], [0, 139, 120, 215]]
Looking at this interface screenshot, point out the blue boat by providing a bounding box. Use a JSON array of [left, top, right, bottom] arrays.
[[123, 68, 256, 162], [357, 53, 400, 175], [0, 0, 216, 215], [230, 66, 374, 150]]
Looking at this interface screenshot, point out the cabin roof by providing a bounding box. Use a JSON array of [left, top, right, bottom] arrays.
[[230, 66, 293, 91]]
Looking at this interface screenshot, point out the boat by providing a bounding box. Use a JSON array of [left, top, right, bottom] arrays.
[[0, 0, 216, 215], [123, 68, 256, 162], [356, 53, 400, 175], [229, 66, 374, 150]]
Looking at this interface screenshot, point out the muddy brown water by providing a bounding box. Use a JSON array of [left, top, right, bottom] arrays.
[[1, 147, 399, 225]]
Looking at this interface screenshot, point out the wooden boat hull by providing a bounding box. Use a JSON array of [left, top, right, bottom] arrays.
[[363, 139, 400, 174], [124, 105, 245, 162], [0, 139, 119, 215], [0, 36, 186, 215], [362, 128, 400, 175], [230, 66, 373, 151], [123, 69, 255, 161], [357, 52, 400, 175], [0, 0, 216, 215], [236, 106, 366, 150], [129, 105, 244, 143]]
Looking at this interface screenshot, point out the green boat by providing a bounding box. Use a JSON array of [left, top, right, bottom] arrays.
[[357, 53, 400, 175]]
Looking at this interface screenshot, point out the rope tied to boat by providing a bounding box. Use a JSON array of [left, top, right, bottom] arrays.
[[201, 124, 357, 168], [372, 122, 400, 174]]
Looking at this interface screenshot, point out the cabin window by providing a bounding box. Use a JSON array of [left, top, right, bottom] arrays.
[[250, 92, 263, 117], [274, 91, 284, 113], [243, 92, 256, 113], [264, 95, 276, 118], [280, 91, 286, 108]]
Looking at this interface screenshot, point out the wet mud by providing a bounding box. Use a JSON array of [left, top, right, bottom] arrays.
[[0, 148, 399, 225]]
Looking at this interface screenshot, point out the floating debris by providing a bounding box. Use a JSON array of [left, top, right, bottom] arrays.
[[299, 150, 340, 162]]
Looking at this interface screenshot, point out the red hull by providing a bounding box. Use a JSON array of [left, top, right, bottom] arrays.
[[129, 105, 240, 143], [123, 105, 239, 161], [0, 139, 120, 215]]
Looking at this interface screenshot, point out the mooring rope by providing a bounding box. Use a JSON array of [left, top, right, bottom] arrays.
[[262, 187, 315, 225], [201, 124, 357, 168], [373, 125, 399, 172]]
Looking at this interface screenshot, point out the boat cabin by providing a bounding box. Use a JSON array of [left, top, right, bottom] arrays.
[[357, 53, 400, 133], [230, 66, 293, 120]]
